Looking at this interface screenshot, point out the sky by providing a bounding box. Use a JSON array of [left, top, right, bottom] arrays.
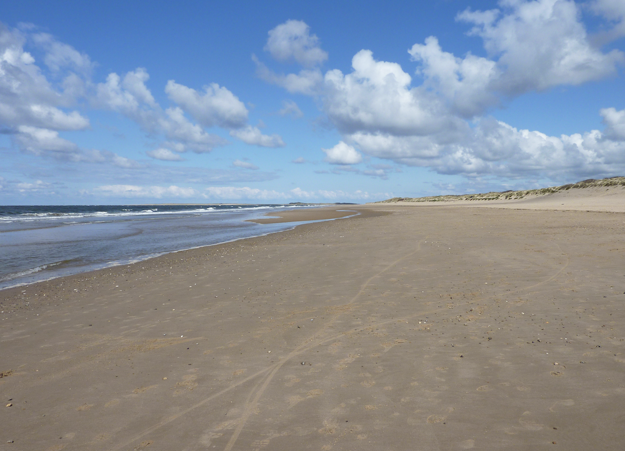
[[1, 0, 625, 205]]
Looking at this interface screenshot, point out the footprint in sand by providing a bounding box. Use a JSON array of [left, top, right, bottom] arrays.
[[427, 414, 447, 424], [133, 440, 153, 450], [45, 445, 66, 451], [104, 399, 120, 408], [284, 375, 300, 387], [133, 385, 158, 394], [174, 374, 197, 395], [549, 399, 574, 412], [518, 411, 543, 431], [198, 432, 223, 447], [458, 439, 475, 449], [90, 433, 111, 444]]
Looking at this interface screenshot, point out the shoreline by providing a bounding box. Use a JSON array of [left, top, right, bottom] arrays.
[[2, 203, 624, 449], [0, 206, 361, 295]]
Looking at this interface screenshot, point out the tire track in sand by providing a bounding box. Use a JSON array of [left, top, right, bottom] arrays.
[[222, 239, 427, 451], [112, 239, 427, 451]]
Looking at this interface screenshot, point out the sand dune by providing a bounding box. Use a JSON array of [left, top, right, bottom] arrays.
[[380, 183, 625, 213]]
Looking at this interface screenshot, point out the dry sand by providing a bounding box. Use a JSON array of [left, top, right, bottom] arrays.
[[382, 184, 625, 213], [1, 200, 624, 450]]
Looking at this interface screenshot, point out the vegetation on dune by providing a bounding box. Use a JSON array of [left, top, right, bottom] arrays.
[[379, 176, 625, 203]]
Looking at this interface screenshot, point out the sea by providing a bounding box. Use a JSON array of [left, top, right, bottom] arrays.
[[0, 204, 323, 290]]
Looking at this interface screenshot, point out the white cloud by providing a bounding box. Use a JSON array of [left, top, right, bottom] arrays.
[[0, 24, 90, 131], [122, 68, 157, 107], [15, 179, 52, 193], [31, 32, 93, 74], [600, 107, 625, 141], [229, 125, 285, 148], [322, 50, 464, 136], [146, 148, 184, 161], [253, 55, 323, 95], [293, 188, 383, 201], [322, 141, 363, 165], [405, 0, 625, 118], [264, 20, 328, 67], [95, 185, 197, 198], [278, 99, 303, 118], [233, 159, 259, 170], [591, 0, 625, 43], [350, 116, 625, 180], [292, 157, 306, 164], [159, 107, 228, 153], [15, 125, 79, 156], [95, 72, 228, 153], [97, 69, 281, 153], [199, 186, 381, 202], [203, 186, 284, 200], [13, 125, 143, 168], [95, 70, 153, 116], [456, 0, 624, 96], [165, 80, 248, 129], [256, 12, 625, 182], [408, 37, 500, 117]]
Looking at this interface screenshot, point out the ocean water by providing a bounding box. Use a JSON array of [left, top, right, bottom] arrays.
[[0, 204, 310, 290]]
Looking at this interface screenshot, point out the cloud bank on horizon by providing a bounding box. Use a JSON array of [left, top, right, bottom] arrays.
[[1, 0, 625, 203]]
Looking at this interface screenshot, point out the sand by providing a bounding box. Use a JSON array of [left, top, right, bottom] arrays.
[[1, 198, 624, 450], [381, 184, 625, 213]]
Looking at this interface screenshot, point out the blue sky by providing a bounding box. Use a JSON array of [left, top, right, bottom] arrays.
[[1, 0, 624, 204]]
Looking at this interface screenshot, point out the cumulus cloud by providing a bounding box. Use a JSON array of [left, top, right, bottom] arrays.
[[256, 8, 625, 181], [31, 32, 94, 74], [158, 107, 228, 153], [96, 68, 284, 153], [146, 148, 184, 161], [229, 125, 285, 147], [253, 20, 327, 95], [253, 55, 323, 95], [322, 141, 363, 165], [590, 0, 625, 43], [233, 159, 259, 170], [323, 50, 464, 136], [278, 99, 303, 118], [406, 0, 624, 117], [408, 37, 499, 117], [600, 107, 625, 141], [165, 80, 248, 129], [14, 125, 78, 156], [95, 71, 228, 153], [14, 125, 143, 168], [349, 115, 625, 180], [0, 24, 90, 131], [456, 0, 624, 96], [264, 20, 328, 67]]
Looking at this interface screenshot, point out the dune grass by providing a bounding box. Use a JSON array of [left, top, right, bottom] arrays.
[[379, 176, 625, 203]]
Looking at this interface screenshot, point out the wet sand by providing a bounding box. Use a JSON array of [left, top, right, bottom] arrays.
[[1, 202, 625, 450], [248, 207, 358, 224]]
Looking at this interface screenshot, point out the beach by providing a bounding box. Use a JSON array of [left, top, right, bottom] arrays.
[[1, 195, 625, 450]]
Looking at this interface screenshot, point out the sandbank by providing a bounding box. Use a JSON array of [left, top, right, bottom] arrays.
[[1, 197, 624, 450]]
